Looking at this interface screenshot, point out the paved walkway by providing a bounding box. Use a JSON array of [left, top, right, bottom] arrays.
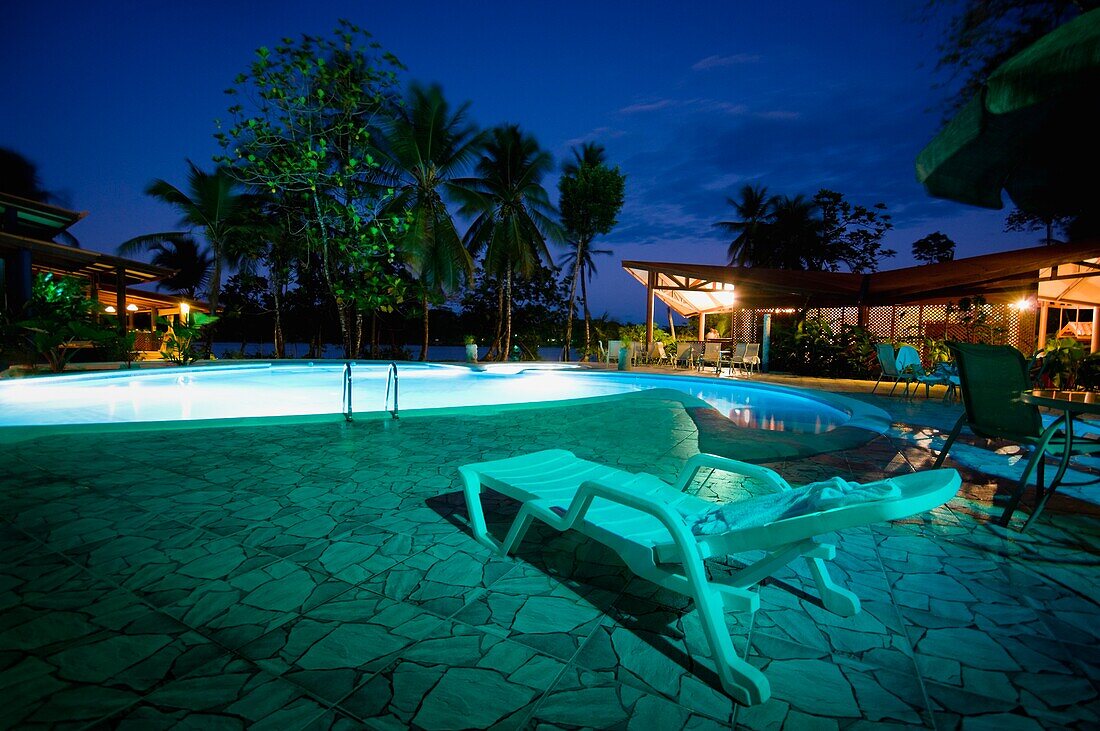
[[0, 383, 1097, 729]]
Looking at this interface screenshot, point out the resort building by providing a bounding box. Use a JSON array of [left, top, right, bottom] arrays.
[[625, 240, 1100, 360], [0, 192, 207, 354]]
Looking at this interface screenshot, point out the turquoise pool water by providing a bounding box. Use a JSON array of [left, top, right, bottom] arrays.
[[0, 362, 850, 433]]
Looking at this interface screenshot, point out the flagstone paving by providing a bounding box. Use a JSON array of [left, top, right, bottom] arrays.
[[0, 387, 1097, 729]]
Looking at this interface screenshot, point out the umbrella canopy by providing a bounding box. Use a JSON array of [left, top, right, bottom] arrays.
[[916, 8, 1100, 215]]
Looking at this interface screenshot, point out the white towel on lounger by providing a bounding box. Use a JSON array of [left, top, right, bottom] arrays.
[[688, 477, 901, 536]]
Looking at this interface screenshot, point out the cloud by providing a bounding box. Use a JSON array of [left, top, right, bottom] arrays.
[[754, 110, 801, 120], [619, 99, 676, 114], [692, 53, 761, 70], [561, 126, 626, 149]]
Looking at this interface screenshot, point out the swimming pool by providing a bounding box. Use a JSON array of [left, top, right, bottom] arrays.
[[0, 362, 863, 434]]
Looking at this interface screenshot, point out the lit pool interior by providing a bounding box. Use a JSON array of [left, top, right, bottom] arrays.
[[0, 362, 853, 434]]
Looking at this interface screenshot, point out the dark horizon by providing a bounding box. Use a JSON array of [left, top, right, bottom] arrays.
[[3, 0, 1037, 322]]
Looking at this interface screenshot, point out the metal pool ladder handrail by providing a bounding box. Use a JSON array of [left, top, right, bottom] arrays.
[[342, 361, 354, 422], [385, 362, 399, 420]]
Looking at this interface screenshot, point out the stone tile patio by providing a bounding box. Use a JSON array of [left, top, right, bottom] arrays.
[[0, 384, 1097, 729]]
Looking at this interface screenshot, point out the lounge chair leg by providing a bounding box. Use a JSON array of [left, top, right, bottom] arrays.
[[804, 556, 860, 617], [501, 508, 536, 554], [871, 375, 881, 394], [459, 467, 503, 552], [998, 449, 1043, 527], [933, 414, 966, 468], [693, 585, 770, 705]]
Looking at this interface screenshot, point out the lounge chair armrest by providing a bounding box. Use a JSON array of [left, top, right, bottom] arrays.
[[561, 479, 704, 564], [672, 454, 792, 493]]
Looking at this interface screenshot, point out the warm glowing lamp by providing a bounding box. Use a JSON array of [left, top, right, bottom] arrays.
[[179, 302, 190, 322], [104, 305, 117, 314], [126, 303, 139, 312], [1013, 298, 1034, 311]]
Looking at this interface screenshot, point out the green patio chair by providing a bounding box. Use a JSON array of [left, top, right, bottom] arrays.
[[460, 449, 960, 705], [932, 341, 1100, 529], [871, 343, 905, 394]]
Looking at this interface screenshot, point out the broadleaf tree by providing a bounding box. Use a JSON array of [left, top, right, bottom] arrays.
[[215, 20, 409, 357]]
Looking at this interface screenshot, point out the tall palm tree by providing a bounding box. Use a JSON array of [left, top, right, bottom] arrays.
[[456, 125, 562, 360], [558, 141, 626, 361], [560, 243, 610, 355], [383, 83, 483, 361], [768, 195, 823, 270], [143, 236, 213, 299], [119, 161, 248, 317], [714, 185, 774, 267]]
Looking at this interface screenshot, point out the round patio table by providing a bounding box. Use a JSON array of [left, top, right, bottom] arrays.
[[1008, 389, 1100, 526]]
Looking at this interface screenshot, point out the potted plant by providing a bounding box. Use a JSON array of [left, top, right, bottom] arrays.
[[464, 335, 478, 363]]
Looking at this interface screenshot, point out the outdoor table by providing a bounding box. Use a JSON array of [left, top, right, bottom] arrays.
[[1010, 389, 1100, 524]]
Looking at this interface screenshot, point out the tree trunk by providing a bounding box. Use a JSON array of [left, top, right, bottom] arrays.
[[272, 276, 285, 359], [309, 191, 353, 357], [581, 262, 593, 361], [370, 311, 379, 359], [419, 291, 430, 361], [205, 248, 224, 354], [502, 269, 513, 361], [488, 282, 504, 360], [561, 242, 584, 362]]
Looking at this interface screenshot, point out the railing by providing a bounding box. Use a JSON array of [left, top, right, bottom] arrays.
[[342, 361, 399, 422], [385, 362, 399, 420], [342, 361, 354, 422]]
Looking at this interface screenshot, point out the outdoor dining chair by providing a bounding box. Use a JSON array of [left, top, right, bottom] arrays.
[[605, 340, 623, 365], [697, 341, 726, 375], [932, 341, 1100, 529], [727, 342, 748, 373], [675, 341, 700, 369], [742, 343, 761, 374]]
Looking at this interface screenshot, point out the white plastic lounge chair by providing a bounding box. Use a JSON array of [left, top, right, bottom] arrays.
[[460, 450, 960, 705], [646, 340, 672, 366]]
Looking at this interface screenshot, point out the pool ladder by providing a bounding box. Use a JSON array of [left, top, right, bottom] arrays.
[[341, 361, 399, 422]]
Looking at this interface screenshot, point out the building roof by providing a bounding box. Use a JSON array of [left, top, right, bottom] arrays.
[[0, 192, 86, 239], [624, 240, 1100, 315], [1, 230, 175, 287]]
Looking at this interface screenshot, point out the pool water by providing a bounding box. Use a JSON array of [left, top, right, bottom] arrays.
[[0, 362, 850, 433]]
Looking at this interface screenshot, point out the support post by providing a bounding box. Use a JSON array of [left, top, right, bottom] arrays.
[[762, 313, 772, 372], [1038, 301, 1049, 349], [1092, 308, 1099, 354], [698, 311, 706, 338], [115, 265, 127, 334], [645, 270, 656, 347]]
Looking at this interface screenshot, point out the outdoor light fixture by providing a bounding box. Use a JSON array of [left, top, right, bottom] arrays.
[[104, 305, 117, 313], [1013, 298, 1034, 310], [180, 302, 190, 322], [126, 303, 138, 312]]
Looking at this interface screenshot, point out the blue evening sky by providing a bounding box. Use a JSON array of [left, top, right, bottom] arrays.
[[2, 1, 1035, 320]]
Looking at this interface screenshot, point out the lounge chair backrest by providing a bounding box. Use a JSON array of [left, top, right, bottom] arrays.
[[703, 342, 721, 361], [949, 342, 1043, 440], [744, 343, 760, 359], [875, 343, 898, 375], [733, 342, 747, 357], [654, 341, 666, 358], [607, 340, 622, 361], [677, 342, 697, 362], [895, 345, 922, 374]]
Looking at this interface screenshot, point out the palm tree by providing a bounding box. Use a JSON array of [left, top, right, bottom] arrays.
[[383, 83, 483, 361], [557, 142, 626, 361], [767, 195, 823, 270], [560, 243, 610, 356], [456, 125, 562, 360], [142, 236, 213, 299], [714, 185, 774, 267], [119, 161, 248, 317]]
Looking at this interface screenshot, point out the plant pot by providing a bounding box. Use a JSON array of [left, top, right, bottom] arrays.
[[465, 343, 478, 362]]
